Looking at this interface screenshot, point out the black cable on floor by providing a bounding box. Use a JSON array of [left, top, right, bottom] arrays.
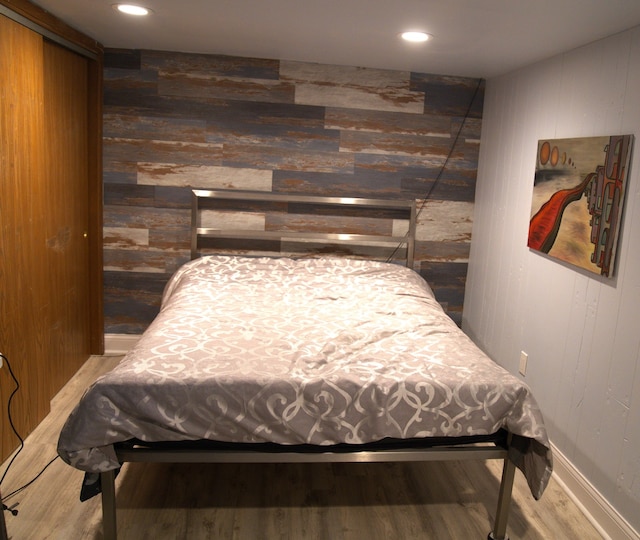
[[0, 353, 60, 517]]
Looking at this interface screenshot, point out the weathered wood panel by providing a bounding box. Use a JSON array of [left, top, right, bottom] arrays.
[[103, 49, 484, 333]]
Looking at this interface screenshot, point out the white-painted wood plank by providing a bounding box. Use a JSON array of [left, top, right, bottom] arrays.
[[463, 23, 640, 534]]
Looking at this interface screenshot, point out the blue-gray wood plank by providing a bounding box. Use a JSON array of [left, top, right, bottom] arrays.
[[103, 49, 484, 332]]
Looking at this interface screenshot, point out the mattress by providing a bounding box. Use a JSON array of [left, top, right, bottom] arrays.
[[57, 256, 552, 498]]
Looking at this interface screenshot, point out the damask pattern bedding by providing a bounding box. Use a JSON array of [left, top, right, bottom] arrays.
[[57, 256, 552, 499]]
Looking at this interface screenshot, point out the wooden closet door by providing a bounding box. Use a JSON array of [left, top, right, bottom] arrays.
[[0, 14, 48, 458], [42, 40, 91, 396], [0, 15, 91, 461]]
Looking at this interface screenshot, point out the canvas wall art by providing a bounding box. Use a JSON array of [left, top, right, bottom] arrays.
[[528, 134, 634, 277]]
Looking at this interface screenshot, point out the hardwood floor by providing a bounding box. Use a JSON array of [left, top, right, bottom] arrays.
[[0, 356, 602, 539]]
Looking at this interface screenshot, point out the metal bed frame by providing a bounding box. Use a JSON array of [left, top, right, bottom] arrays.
[[99, 436, 516, 540], [97, 190, 517, 539], [190, 189, 417, 267]]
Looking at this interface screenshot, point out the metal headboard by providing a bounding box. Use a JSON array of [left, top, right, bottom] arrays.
[[191, 189, 417, 268]]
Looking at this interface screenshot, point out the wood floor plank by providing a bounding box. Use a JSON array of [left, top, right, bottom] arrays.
[[0, 356, 603, 539]]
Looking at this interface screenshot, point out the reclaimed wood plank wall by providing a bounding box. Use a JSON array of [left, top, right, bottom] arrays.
[[103, 49, 484, 333]]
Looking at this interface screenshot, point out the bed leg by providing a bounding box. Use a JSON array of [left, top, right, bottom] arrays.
[[100, 470, 118, 540], [488, 456, 516, 540]]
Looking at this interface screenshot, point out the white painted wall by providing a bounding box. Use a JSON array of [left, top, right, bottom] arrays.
[[463, 26, 640, 534]]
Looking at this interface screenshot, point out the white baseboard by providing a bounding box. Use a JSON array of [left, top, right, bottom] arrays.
[[99, 334, 639, 540], [104, 333, 141, 355], [551, 442, 639, 540]]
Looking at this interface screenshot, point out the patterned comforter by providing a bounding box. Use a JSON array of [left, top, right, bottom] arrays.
[[58, 256, 552, 498]]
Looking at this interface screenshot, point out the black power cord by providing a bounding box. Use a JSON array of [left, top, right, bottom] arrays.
[[0, 352, 60, 518], [387, 77, 484, 263], [415, 78, 484, 221], [0, 352, 24, 490], [1, 456, 59, 510]]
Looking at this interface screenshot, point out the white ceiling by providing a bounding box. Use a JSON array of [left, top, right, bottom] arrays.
[[33, 0, 640, 78]]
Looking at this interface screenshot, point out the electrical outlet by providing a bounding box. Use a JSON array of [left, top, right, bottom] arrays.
[[519, 351, 528, 376]]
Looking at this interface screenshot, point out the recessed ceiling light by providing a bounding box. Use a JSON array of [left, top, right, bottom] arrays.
[[114, 4, 151, 16], [401, 31, 431, 43]]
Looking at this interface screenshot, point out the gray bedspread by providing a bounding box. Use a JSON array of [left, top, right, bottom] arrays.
[[58, 256, 552, 499]]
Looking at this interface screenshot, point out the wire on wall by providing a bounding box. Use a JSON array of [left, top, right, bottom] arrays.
[[416, 78, 483, 218], [0, 353, 25, 490], [387, 77, 484, 264]]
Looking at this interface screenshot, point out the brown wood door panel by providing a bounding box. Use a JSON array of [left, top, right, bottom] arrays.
[[42, 39, 91, 395], [0, 13, 49, 459], [0, 15, 92, 461]]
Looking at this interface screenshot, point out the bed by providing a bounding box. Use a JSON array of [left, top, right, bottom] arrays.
[[57, 189, 553, 540]]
